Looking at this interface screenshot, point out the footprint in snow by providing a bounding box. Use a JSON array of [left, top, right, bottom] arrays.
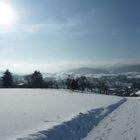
[[104, 123, 108, 129], [57, 116, 61, 119], [126, 123, 129, 126], [121, 130, 127, 135], [130, 127, 134, 130], [43, 120, 56, 123], [95, 136, 102, 140], [96, 129, 100, 133], [133, 136, 137, 140], [107, 128, 112, 133]]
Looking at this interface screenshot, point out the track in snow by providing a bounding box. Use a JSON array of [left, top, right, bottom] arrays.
[[18, 99, 126, 140], [82, 98, 139, 140]]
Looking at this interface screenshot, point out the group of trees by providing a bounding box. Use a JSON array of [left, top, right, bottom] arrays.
[[1, 70, 45, 88], [0, 70, 109, 95], [66, 76, 89, 91], [1, 69, 139, 97], [66, 76, 109, 94]]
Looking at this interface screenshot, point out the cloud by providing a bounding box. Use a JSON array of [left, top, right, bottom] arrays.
[[0, 8, 98, 34], [22, 10, 91, 34], [1, 58, 139, 74], [24, 23, 62, 33], [24, 18, 82, 34], [22, 9, 108, 34], [0, 60, 104, 73]]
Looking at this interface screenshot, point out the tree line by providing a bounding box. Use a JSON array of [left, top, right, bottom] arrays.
[[0, 70, 109, 95], [1, 69, 138, 97], [1, 70, 45, 88]]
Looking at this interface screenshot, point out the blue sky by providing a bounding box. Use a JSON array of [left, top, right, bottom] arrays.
[[0, 0, 140, 73]]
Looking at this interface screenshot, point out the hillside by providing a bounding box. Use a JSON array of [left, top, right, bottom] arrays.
[[111, 65, 140, 73], [0, 89, 140, 140], [66, 67, 109, 75], [0, 89, 122, 140]]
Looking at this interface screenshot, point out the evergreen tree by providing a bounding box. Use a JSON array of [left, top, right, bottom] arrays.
[[31, 71, 44, 88], [77, 76, 87, 91], [70, 79, 78, 91], [2, 70, 13, 88]]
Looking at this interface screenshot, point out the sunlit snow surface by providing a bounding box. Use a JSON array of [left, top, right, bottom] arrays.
[[82, 98, 140, 140], [0, 89, 122, 140]]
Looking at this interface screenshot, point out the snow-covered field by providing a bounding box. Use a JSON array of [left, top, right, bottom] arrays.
[[82, 98, 140, 140], [0, 89, 124, 140]]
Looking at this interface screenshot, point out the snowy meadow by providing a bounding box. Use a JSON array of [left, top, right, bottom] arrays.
[[0, 89, 123, 140]]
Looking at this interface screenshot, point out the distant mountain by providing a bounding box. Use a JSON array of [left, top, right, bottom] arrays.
[[66, 67, 109, 75], [65, 65, 140, 76], [111, 65, 140, 73]]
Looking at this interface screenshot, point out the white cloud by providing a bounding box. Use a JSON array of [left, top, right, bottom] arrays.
[[0, 60, 102, 73], [0, 58, 139, 74], [0, 9, 95, 34], [23, 16, 83, 34], [24, 23, 62, 33]]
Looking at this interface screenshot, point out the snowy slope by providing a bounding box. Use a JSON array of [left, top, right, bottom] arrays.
[[0, 89, 123, 140], [82, 98, 140, 140], [19, 99, 126, 140]]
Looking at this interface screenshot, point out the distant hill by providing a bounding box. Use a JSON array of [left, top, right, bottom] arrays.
[[66, 67, 109, 75], [111, 65, 140, 73], [65, 65, 140, 75]]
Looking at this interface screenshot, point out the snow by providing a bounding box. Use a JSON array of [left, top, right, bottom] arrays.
[[82, 98, 140, 140], [0, 89, 123, 140], [19, 98, 126, 140], [136, 90, 140, 95]]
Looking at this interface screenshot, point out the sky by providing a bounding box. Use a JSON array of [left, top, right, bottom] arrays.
[[0, 0, 140, 73]]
